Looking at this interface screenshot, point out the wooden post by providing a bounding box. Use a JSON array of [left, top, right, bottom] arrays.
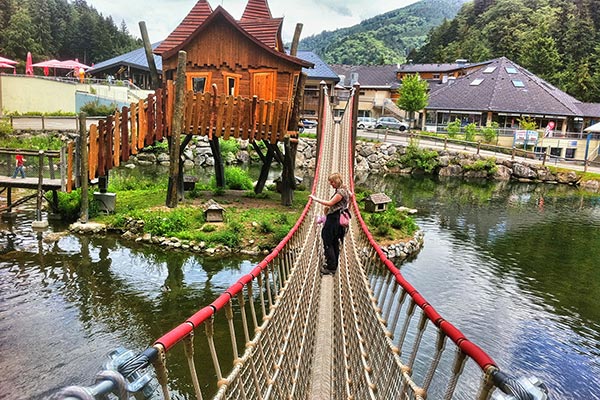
[[281, 135, 294, 206], [477, 140, 481, 155], [351, 83, 360, 161], [166, 51, 186, 208], [79, 112, 89, 223], [139, 21, 161, 89], [31, 150, 49, 228], [316, 81, 326, 166], [289, 23, 303, 57]]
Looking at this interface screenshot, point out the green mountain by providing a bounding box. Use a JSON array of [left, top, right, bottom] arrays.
[[298, 0, 469, 65], [412, 0, 600, 102]]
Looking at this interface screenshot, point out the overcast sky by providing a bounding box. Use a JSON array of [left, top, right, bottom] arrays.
[[87, 0, 420, 44]]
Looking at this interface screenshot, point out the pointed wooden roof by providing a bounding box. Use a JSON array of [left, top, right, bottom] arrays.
[[240, 0, 272, 21], [156, 6, 312, 68], [154, 0, 213, 55], [155, 0, 284, 55]]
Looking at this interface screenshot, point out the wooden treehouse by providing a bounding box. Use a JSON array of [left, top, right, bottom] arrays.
[[87, 0, 313, 208]]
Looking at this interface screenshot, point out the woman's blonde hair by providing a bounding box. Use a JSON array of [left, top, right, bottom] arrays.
[[328, 173, 343, 188]]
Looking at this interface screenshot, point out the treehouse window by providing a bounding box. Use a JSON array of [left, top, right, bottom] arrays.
[[222, 72, 241, 96], [193, 77, 206, 93], [187, 72, 211, 94]]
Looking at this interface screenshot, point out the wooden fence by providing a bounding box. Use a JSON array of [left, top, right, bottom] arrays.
[[88, 81, 290, 180]]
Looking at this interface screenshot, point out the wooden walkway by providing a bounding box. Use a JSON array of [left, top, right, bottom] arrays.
[[0, 176, 63, 191]]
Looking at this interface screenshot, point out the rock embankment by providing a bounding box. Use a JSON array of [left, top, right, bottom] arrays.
[[124, 137, 599, 191]]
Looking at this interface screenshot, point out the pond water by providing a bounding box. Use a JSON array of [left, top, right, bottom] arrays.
[[1, 173, 599, 399]]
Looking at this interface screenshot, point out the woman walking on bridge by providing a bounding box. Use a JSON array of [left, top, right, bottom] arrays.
[[310, 173, 350, 275]]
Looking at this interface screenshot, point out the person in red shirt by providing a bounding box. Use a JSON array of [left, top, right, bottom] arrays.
[[12, 152, 25, 178]]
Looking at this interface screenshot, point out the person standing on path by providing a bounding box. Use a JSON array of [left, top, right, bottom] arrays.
[[310, 173, 350, 275], [12, 152, 26, 178]]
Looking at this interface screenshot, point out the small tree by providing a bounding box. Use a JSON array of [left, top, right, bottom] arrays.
[[464, 122, 477, 142], [446, 119, 461, 138], [396, 74, 429, 129], [481, 121, 499, 143]]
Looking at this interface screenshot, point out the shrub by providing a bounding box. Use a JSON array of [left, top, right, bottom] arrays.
[[0, 118, 13, 137], [80, 101, 117, 116], [209, 166, 254, 190], [399, 144, 439, 173], [464, 123, 477, 142], [481, 122, 499, 143], [143, 209, 191, 236], [463, 158, 498, 174], [446, 119, 461, 138], [220, 138, 240, 158]]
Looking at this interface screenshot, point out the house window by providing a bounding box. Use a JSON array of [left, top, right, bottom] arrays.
[[512, 80, 525, 87], [483, 66, 497, 73], [470, 78, 484, 86], [222, 72, 242, 96], [550, 147, 562, 157], [432, 74, 440, 79], [187, 72, 211, 93], [505, 67, 518, 74], [565, 148, 576, 159]]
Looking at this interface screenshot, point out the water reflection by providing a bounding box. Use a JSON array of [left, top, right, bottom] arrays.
[[0, 211, 261, 400], [359, 174, 600, 399]]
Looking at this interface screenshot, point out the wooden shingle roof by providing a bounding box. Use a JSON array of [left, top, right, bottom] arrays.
[[155, 0, 285, 56], [240, 0, 272, 21], [154, 0, 213, 55], [155, 6, 312, 68], [365, 193, 392, 204], [239, 18, 282, 49]]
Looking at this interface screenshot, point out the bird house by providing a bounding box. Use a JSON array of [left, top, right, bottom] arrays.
[[204, 199, 225, 222], [364, 193, 392, 213]]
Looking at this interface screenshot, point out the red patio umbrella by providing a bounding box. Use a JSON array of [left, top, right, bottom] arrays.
[[25, 52, 34, 76], [0, 56, 17, 65], [58, 59, 91, 70], [0, 62, 16, 69]]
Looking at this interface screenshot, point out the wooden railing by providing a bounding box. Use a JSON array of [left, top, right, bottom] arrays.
[[88, 81, 290, 180]]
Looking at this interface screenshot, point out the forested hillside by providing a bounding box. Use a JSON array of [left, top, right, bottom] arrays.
[[412, 0, 600, 101], [298, 0, 468, 65], [0, 0, 140, 66]]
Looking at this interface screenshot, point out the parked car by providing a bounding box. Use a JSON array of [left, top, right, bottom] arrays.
[[375, 116, 409, 131], [299, 118, 318, 132], [357, 117, 377, 129]]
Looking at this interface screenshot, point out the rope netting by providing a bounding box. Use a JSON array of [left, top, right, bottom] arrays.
[[54, 85, 547, 400]]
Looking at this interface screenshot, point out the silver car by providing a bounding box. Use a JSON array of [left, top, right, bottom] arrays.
[[357, 117, 377, 129], [375, 116, 409, 131]]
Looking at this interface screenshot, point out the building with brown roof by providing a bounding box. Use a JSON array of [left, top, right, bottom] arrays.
[[153, 0, 312, 102]]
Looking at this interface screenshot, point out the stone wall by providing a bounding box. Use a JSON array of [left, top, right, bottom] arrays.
[[123, 136, 600, 192]]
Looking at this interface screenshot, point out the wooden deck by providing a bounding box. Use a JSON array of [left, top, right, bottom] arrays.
[[0, 176, 63, 191]]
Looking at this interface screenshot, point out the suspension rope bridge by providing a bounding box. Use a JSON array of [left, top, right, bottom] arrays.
[[53, 86, 547, 400]]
